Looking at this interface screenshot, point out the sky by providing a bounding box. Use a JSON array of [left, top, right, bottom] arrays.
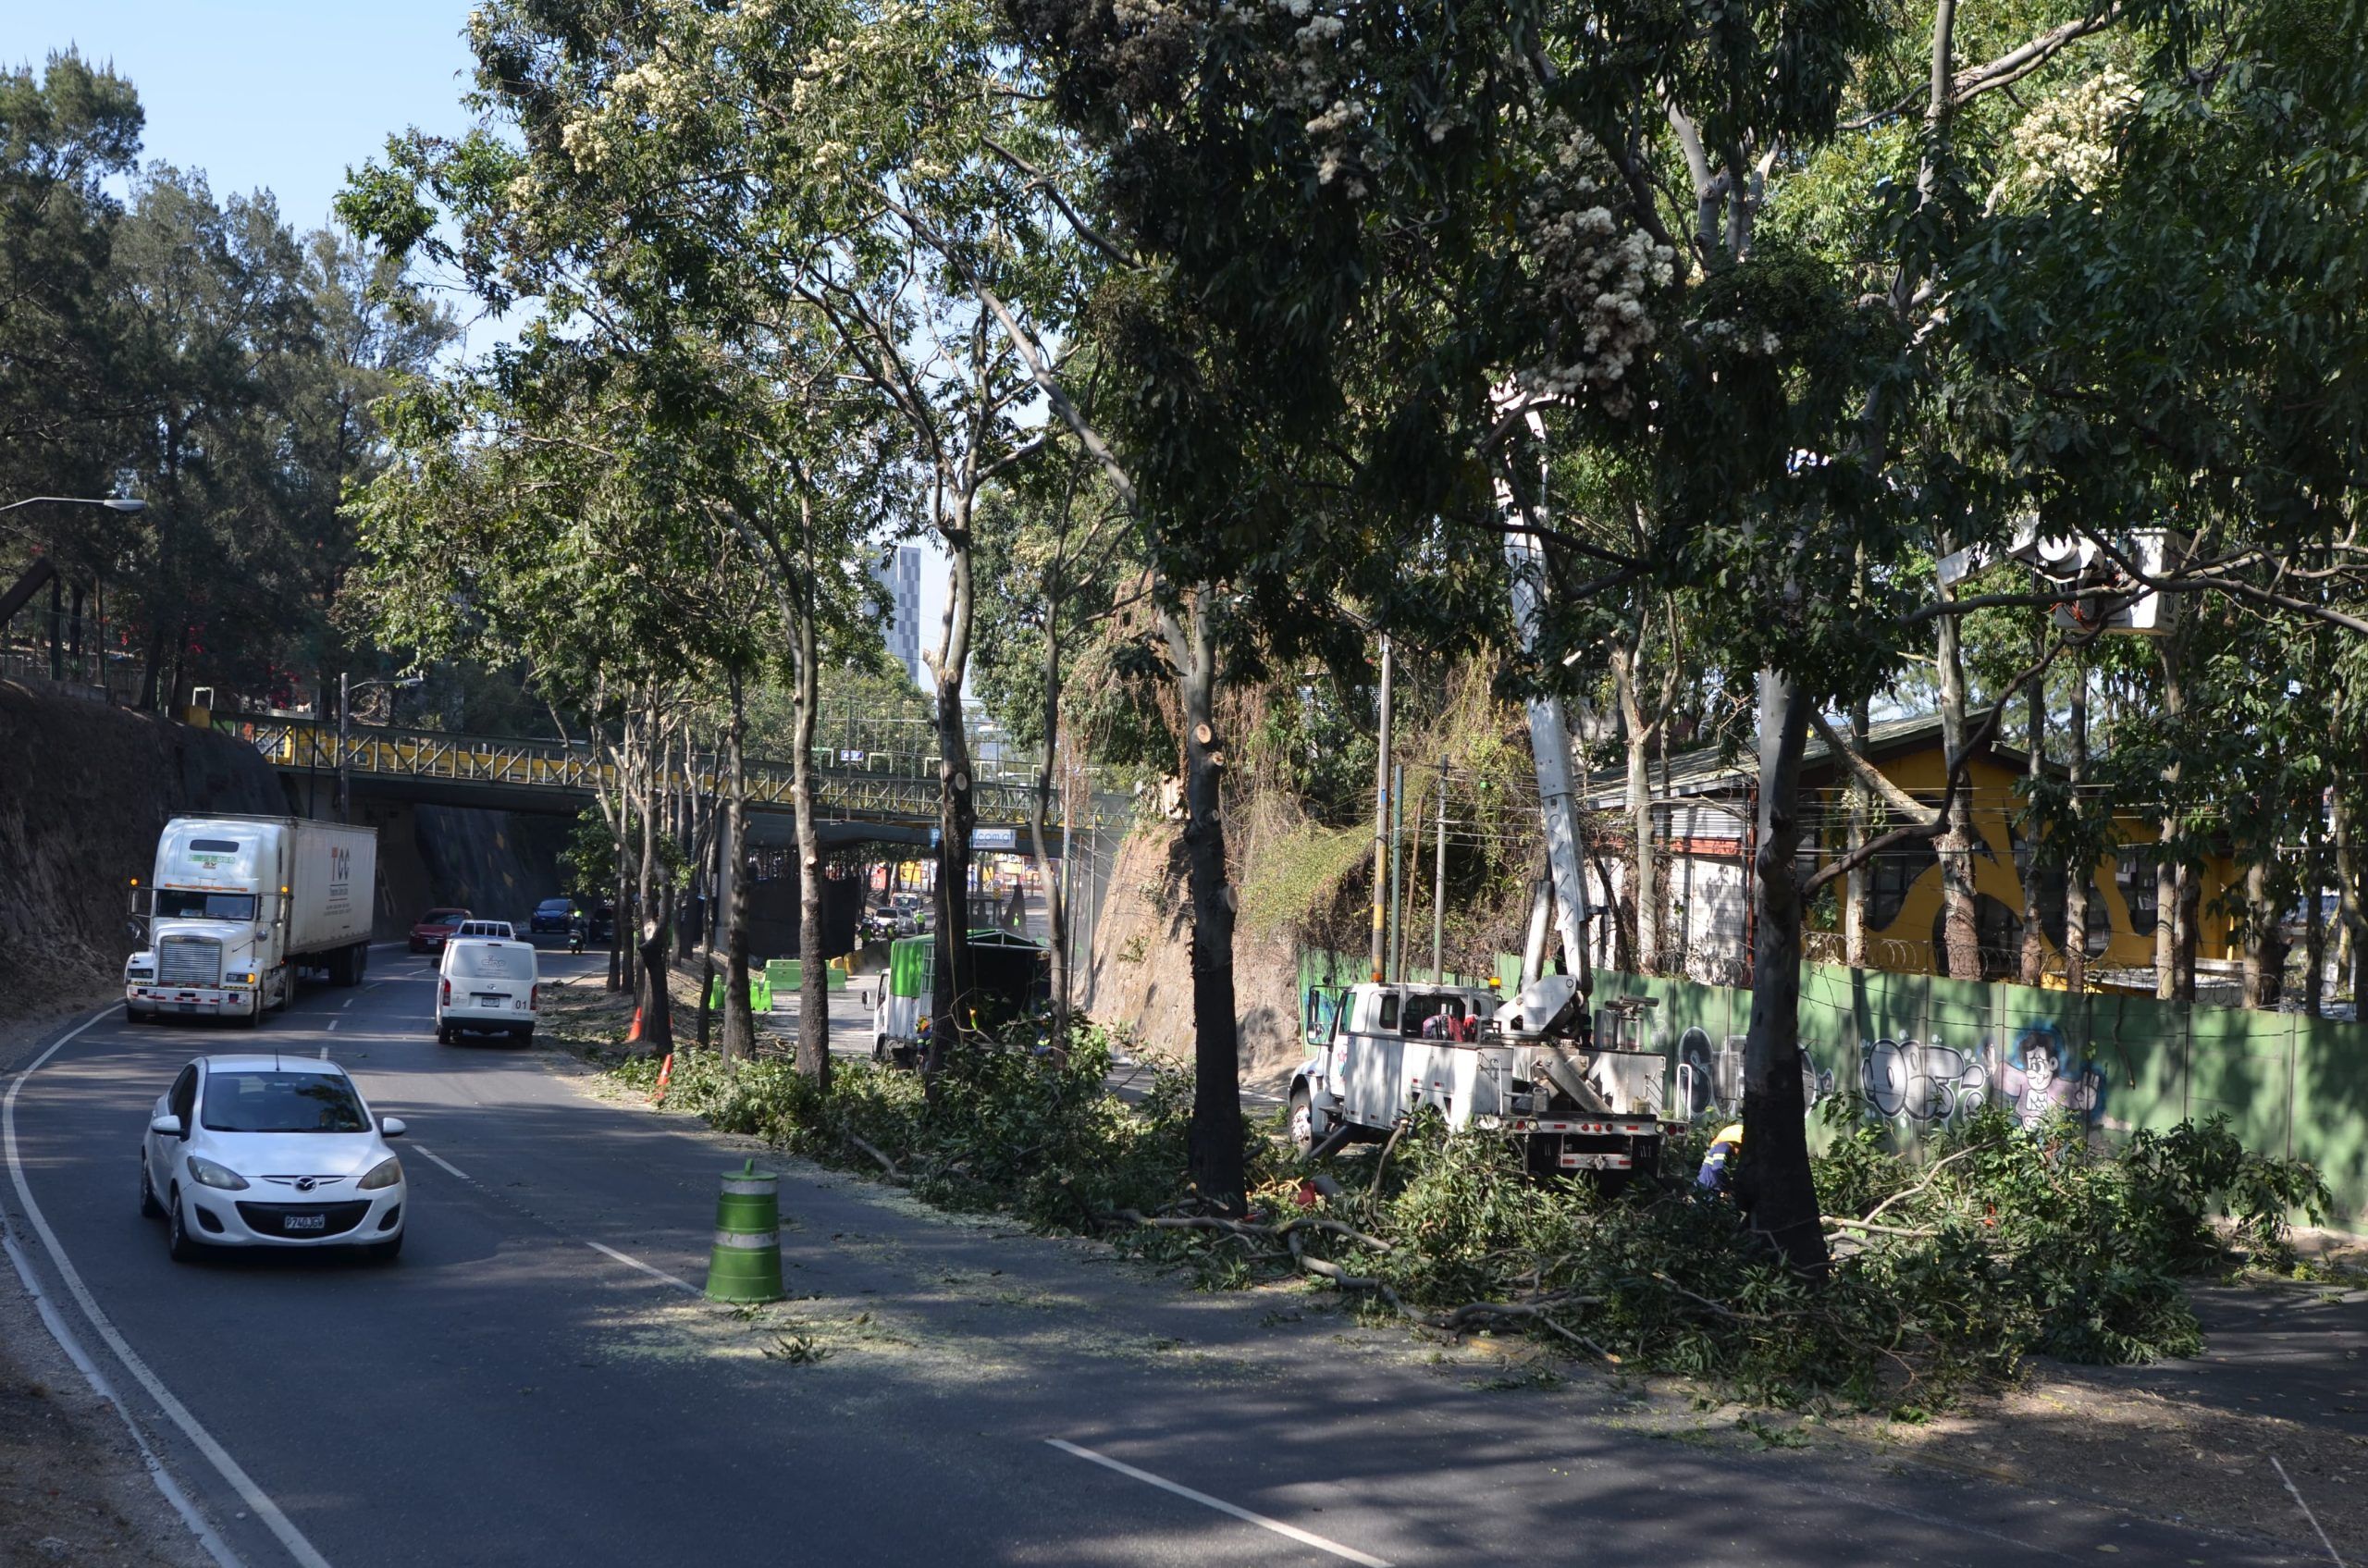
[[5, 1, 952, 689]]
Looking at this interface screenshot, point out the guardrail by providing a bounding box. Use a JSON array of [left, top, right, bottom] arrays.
[[237, 715, 1130, 829]]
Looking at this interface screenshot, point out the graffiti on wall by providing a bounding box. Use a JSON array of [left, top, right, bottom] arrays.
[[1675, 1019, 2105, 1131], [1859, 1037, 1989, 1124], [1992, 1019, 2105, 1130]]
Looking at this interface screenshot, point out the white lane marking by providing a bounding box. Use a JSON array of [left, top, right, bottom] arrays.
[[5, 1011, 337, 1568], [2272, 1455, 2346, 1566], [317, 1046, 328, 1060], [340, 1000, 353, 1011], [407, 1143, 472, 1183], [1, 1229, 245, 1568], [1046, 1438, 1392, 1567], [326, 1019, 339, 1032], [585, 1239, 702, 1297]]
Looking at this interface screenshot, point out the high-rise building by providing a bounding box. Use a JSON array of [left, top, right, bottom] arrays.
[[872, 544, 923, 684]]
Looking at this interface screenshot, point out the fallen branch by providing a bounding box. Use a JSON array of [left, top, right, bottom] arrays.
[[1822, 1216, 1942, 1240], [1104, 1208, 1397, 1253], [845, 1133, 903, 1179], [1859, 1141, 2002, 1227]]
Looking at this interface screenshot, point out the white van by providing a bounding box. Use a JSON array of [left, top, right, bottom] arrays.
[[437, 938, 539, 1043]]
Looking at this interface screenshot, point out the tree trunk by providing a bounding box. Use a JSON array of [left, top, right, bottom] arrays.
[[722, 667, 755, 1067], [1735, 671, 1829, 1275], [2304, 786, 2325, 1018], [2335, 784, 2366, 1006], [792, 605, 830, 1089], [2175, 862, 2200, 1003], [2018, 637, 2047, 987], [2243, 854, 2287, 1009], [2155, 637, 2187, 1000], [1932, 580, 1981, 980], [1172, 596, 1247, 1216], [928, 540, 977, 1074], [2064, 657, 2090, 999], [1844, 698, 1870, 969], [636, 706, 674, 1053], [1027, 621, 1072, 1050], [1612, 639, 1655, 973]]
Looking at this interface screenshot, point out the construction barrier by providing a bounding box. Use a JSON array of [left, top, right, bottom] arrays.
[[705, 1158, 783, 1303], [706, 971, 774, 1013], [764, 959, 847, 995]]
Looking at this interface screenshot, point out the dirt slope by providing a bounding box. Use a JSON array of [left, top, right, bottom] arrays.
[[0, 682, 287, 999]]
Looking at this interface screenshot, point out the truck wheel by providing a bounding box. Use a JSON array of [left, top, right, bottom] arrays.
[[1289, 1086, 1319, 1157]]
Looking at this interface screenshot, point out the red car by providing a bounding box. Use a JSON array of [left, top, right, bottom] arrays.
[[409, 907, 472, 954]]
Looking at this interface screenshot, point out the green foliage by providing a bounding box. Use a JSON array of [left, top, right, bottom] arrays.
[[1145, 1105, 2330, 1407], [613, 1022, 1257, 1231]]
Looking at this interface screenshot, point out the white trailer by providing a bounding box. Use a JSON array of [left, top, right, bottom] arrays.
[[124, 816, 378, 1026]]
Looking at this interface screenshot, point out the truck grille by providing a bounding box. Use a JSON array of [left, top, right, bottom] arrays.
[[157, 935, 221, 987]]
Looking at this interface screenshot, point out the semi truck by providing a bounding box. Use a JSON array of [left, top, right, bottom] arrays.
[[124, 816, 378, 1026]]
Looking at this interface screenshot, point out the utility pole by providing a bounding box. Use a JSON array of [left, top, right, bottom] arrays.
[[1389, 762, 1405, 984], [1433, 759, 1449, 981], [1369, 635, 1394, 983]]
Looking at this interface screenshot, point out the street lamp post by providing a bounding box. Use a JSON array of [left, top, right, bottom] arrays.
[[0, 499, 145, 678], [337, 672, 423, 823], [0, 495, 147, 515]]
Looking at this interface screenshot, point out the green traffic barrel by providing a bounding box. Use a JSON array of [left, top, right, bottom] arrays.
[[706, 1157, 783, 1303]]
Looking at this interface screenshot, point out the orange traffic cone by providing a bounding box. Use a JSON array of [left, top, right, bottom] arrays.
[[652, 1053, 674, 1104], [626, 1006, 644, 1043]]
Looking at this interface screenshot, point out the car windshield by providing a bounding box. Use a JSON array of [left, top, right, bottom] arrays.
[[154, 890, 258, 920], [536, 899, 571, 912], [202, 1071, 369, 1133]]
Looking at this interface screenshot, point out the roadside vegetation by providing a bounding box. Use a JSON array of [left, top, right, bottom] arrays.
[[601, 1026, 2329, 1413]]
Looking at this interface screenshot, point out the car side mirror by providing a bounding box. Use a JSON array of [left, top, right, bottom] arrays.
[[379, 1117, 407, 1139], [149, 1114, 183, 1137]]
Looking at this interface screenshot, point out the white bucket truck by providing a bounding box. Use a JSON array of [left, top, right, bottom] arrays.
[[125, 816, 378, 1025], [1289, 974, 1666, 1181]]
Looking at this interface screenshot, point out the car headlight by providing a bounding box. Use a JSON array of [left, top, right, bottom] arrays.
[[126, 965, 154, 982], [187, 1155, 249, 1191], [228, 970, 256, 985], [357, 1157, 402, 1191]]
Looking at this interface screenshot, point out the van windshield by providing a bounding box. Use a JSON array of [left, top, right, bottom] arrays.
[[154, 890, 258, 921], [449, 945, 535, 982]]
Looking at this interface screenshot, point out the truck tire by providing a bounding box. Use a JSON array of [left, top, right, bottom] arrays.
[[1289, 1086, 1318, 1157]]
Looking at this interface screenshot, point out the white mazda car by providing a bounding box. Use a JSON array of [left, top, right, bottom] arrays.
[[141, 1056, 409, 1262]]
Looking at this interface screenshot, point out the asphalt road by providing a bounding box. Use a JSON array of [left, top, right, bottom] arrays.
[[1, 948, 2326, 1568]]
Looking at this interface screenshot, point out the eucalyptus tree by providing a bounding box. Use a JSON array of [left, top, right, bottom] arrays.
[[972, 414, 1143, 1043], [343, 0, 1088, 1068], [349, 331, 776, 1054]]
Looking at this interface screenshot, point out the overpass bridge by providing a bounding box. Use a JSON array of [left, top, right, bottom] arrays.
[[233, 714, 1129, 858]]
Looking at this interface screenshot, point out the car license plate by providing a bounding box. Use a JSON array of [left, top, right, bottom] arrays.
[[282, 1214, 327, 1232], [474, 993, 505, 1006]]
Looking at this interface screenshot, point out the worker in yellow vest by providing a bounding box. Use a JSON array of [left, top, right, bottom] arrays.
[[1696, 1122, 1744, 1194]]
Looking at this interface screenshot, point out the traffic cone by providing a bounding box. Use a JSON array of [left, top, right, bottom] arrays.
[[652, 1053, 674, 1104], [626, 1006, 644, 1043]]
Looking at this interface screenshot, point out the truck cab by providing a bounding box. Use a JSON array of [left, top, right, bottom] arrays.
[[124, 817, 376, 1027], [1289, 976, 1667, 1181]]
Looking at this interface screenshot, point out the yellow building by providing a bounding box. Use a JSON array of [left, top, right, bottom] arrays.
[[1585, 714, 2239, 985]]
